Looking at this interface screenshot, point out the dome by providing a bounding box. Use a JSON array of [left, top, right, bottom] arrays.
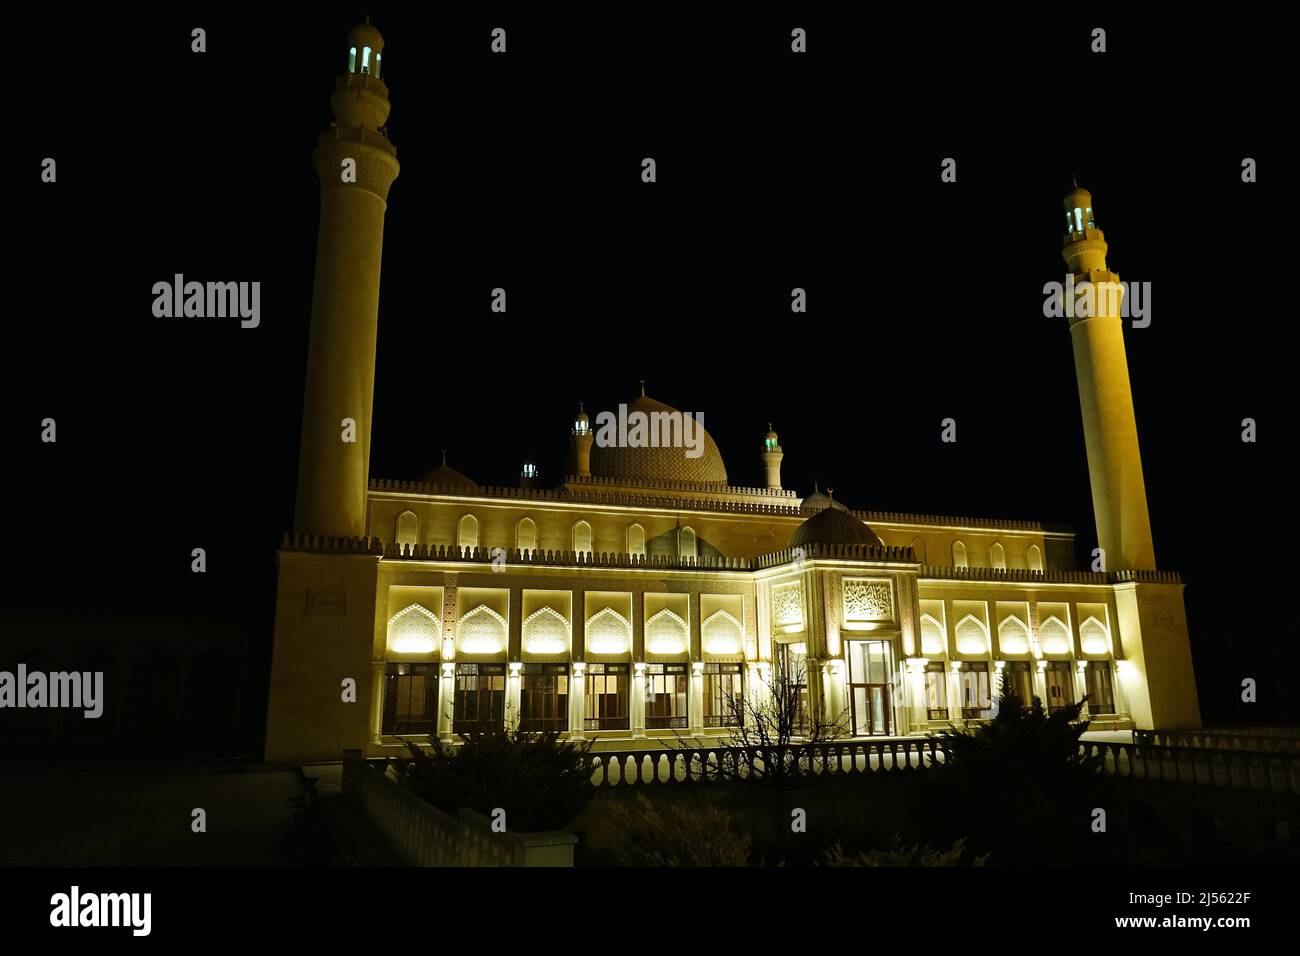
[[347, 22, 385, 53], [800, 483, 847, 513], [789, 507, 881, 550], [588, 394, 728, 486], [420, 453, 477, 491]]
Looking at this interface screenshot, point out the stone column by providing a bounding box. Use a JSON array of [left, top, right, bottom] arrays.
[[370, 661, 385, 744], [507, 661, 522, 732], [632, 662, 646, 738], [570, 662, 586, 740], [439, 662, 455, 742]]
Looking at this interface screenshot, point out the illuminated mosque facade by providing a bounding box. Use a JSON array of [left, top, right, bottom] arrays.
[[264, 22, 1200, 763]]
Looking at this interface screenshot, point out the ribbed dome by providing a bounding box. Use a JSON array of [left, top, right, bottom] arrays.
[[789, 508, 881, 550], [801, 484, 847, 513], [588, 395, 728, 486], [420, 456, 478, 491]]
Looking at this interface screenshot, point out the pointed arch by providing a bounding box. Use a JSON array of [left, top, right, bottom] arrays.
[[458, 604, 507, 654], [627, 523, 646, 558], [989, 542, 1006, 571], [516, 517, 537, 553], [909, 537, 927, 563], [388, 603, 438, 654], [395, 510, 419, 549], [679, 526, 697, 560], [997, 615, 1030, 655], [457, 514, 478, 551], [1027, 544, 1043, 573], [701, 609, 743, 656], [1079, 616, 1111, 656], [919, 613, 946, 656], [1037, 615, 1072, 656], [572, 520, 592, 554], [522, 606, 569, 655], [645, 608, 689, 656], [954, 614, 988, 655], [585, 606, 631, 656], [952, 540, 968, 569]]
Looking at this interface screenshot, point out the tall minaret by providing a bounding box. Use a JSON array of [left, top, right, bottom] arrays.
[[293, 21, 400, 538], [761, 424, 783, 490], [571, 404, 593, 477], [1061, 185, 1156, 570]]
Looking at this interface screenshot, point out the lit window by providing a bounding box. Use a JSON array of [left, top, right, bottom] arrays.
[[572, 520, 592, 554], [1074, 207, 1083, 233], [362, 46, 371, 74], [457, 514, 478, 552], [702, 663, 743, 728], [521, 462, 537, 479], [583, 663, 629, 731], [382, 663, 438, 735], [1086, 663, 1115, 714], [516, 517, 537, 552], [454, 663, 505, 733], [924, 662, 947, 720], [348, 46, 356, 72], [519, 664, 568, 733], [1085, 207, 1095, 228], [645, 663, 688, 730], [374, 52, 382, 79], [1027, 544, 1043, 573], [952, 540, 968, 569]]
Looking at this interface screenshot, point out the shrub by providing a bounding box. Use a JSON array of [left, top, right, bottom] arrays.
[[393, 729, 594, 833], [602, 793, 753, 866], [822, 836, 987, 867]]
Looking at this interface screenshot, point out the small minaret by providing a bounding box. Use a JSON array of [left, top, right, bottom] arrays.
[[293, 21, 400, 538], [761, 424, 783, 490], [571, 403, 593, 477], [519, 458, 539, 489], [1061, 184, 1156, 570]]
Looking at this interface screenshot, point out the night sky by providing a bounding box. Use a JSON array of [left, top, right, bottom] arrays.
[[7, 3, 1298, 722]]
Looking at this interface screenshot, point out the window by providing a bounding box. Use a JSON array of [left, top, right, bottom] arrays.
[[1002, 661, 1033, 708], [924, 662, 947, 719], [990, 542, 1006, 571], [1074, 207, 1083, 233], [1085, 206, 1095, 228], [703, 663, 743, 728], [952, 540, 968, 569], [954, 615, 988, 655], [679, 526, 696, 560], [960, 662, 993, 720], [910, 537, 927, 563], [627, 523, 646, 558], [519, 664, 568, 732], [584, 663, 629, 731], [572, 520, 592, 554], [457, 514, 478, 551], [516, 517, 537, 552], [644, 663, 688, 730], [374, 52, 382, 79], [382, 663, 438, 735], [1086, 663, 1115, 714], [454, 663, 505, 733], [1027, 544, 1043, 573], [396, 510, 419, 550], [919, 613, 946, 656], [361, 46, 371, 74], [847, 640, 893, 736], [348, 46, 356, 72], [1044, 661, 1075, 713], [997, 616, 1030, 655]]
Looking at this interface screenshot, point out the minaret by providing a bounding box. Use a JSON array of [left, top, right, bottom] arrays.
[[293, 21, 400, 538], [571, 403, 593, 477], [1061, 185, 1156, 570], [761, 424, 783, 490]]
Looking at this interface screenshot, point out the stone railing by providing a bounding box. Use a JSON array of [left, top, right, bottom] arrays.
[[341, 750, 577, 866], [919, 565, 1183, 586], [588, 739, 1300, 795], [1136, 729, 1300, 753]]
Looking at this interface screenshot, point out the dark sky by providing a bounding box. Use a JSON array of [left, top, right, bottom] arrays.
[[7, 3, 1298, 719]]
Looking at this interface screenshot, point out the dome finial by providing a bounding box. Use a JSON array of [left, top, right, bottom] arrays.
[[1072, 172, 1078, 189], [639, 379, 646, 397], [441, 449, 447, 466]]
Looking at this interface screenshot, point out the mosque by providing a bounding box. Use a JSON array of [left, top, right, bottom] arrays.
[[263, 22, 1200, 764]]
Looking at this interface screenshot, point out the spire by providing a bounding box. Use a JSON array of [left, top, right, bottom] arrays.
[[639, 379, 646, 397], [441, 449, 447, 466]]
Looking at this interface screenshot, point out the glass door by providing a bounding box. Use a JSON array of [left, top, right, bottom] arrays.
[[848, 640, 894, 736], [777, 643, 809, 735]]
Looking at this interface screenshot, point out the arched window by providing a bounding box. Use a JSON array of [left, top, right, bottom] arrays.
[[458, 605, 507, 655], [952, 540, 968, 569], [701, 610, 743, 656], [1079, 617, 1110, 656], [572, 520, 592, 554], [387, 604, 438, 655], [919, 614, 945, 656], [1038, 615, 1071, 655], [395, 511, 419, 550], [990, 542, 1006, 571], [645, 609, 689, 656], [909, 537, 926, 563], [522, 607, 568, 655], [679, 526, 697, 560], [954, 615, 988, 655], [457, 514, 478, 552], [374, 52, 382, 79], [997, 616, 1030, 655], [627, 523, 646, 558], [586, 607, 632, 656], [1027, 544, 1043, 573], [361, 46, 372, 74], [348, 46, 357, 72], [516, 517, 537, 553]]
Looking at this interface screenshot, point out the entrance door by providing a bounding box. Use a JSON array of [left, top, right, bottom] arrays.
[[848, 640, 893, 736], [776, 643, 809, 735]]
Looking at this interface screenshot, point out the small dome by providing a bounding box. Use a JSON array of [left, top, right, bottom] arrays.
[[789, 508, 881, 550], [1064, 184, 1093, 211], [347, 22, 385, 53], [800, 483, 847, 513], [420, 453, 477, 491], [573, 402, 590, 433]]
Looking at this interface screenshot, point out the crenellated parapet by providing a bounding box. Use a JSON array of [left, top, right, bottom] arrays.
[[918, 564, 1182, 585], [280, 532, 385, 555]]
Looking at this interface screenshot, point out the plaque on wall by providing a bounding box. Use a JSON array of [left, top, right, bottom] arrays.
[[305, 589, 347, 617]]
